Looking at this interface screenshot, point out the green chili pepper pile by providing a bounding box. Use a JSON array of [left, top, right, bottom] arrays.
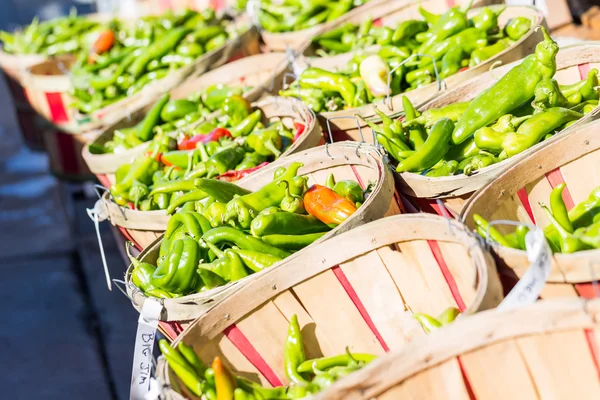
[[311, 4, 529, 59], [280, 6, 533, 112], [258, 0, 370, 33], [0, 8, 106, 56], [128, 165, 368, 297], [160, 314, 377, 399], [68, 8, 239, 114], [108, 97, 305, 211], [475, 183, 600, 254], [89, 84, 252, 154], [369, 28, 598, 177]]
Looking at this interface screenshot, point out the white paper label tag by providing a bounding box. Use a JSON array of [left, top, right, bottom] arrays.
[[498, 229, 551, 310], [130, 299, 163, 400]]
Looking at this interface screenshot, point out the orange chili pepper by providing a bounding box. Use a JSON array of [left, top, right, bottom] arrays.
[[304, 184, 357, 225], [92, 30, 115, 55], [212, 356, 237, 400]]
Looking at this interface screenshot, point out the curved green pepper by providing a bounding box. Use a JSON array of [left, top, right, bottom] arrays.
[[505, 17, 532, 41], [250, 212, 330, 237], [396, 118, 454, 172], [299, 67, 356, 108], [152, 237, 202, 293]]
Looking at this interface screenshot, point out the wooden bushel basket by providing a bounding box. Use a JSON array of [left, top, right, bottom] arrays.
[[19, 17, 260, 136], [123, 141, 396, 326], [98, 96, 324, 249], [306, 5, 543, 136], [461, 119, 600, 299], [390, 42, 600, 216], [313, 298, 600, 399], [154, 213, 502, 398], [82, 52, 290, 175]]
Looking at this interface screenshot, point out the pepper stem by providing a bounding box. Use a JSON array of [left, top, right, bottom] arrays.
[[264, 139, 282, 158], [125, 241, 140, 268]]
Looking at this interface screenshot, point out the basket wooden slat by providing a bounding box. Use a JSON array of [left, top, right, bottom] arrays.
[[123, 142, 396, 324], [98, 96, 324, 248], [19, 17, 259, 136], [154, 213, 502, 397], [384, 42, 600, 217], [311, 298, 600, 400], [461, 119, 600, 298], [82, 53, 290, 175], [305, 5, 544, 135]]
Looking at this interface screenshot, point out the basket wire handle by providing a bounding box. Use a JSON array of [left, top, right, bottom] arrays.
[[325, 115, 369, 158], [386, 53, 446, 110], [93, 184, 127, 221], [86, 199, 112, 291]]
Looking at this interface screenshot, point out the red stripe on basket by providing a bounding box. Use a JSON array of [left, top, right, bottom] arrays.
[[545, 169, 575, 210], [584, 328, 600, 380], [350, 165, 366, 189], [516, 188, 536, 224], [575, 283, 599, 299], [159, 321, 180, 341], [579, 63, 591, 79], [415, 197, 445, 216], [223, 324, 284, 386], [55, 130, 79, 174], [332, 266, 390, 352], [457, 356, 478, 400], [446, 0, 456, 8], [393, 191, 406, 214], [97, 174, 111, 188], [45, 92, 69, 123], [428, 240, 467, 311], [118, 227, 142, 251]]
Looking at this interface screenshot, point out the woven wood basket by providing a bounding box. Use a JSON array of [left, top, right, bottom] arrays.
[[303, 5, 543, 136], [311, 297, 600, 399], [154, 213, 502, 397], [19, 18, 259, 136], [461, 118, 600, 300], [82, 52, 290, 175], [97, 96, 325, 249], [384, 42, 600, 217], [123, 141, 396, 327]]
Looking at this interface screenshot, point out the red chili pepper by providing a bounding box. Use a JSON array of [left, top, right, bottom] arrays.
[[128, 202, 136, 210], [304, 184, 357, 225], [215, 162, 269, 182], [144, 151, 162, 162], [293, 122, 305, 142], [178, 127, 232, 150], [92, 30, 115, 55]]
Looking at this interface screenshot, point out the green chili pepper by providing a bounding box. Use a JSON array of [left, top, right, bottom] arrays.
[[205, 146, 246, 178], [333, 180, 363, 204], [458, 154, 497, 175], [438, 307, 460, 325], [392, 20, 429, 43], [279, 181, 306, 214], [541, 205, 589, 253], [160, 99, 197, 122], [453, 27, 558, 144], [474, 127, 508, 154], [233, 249, 282, 273], [473, 213, 512, 247], [413, 313, 442, 332], [418, 7, 471, 54], [425, 160, 459, 177], [419, 6, 441, 24], [199, 249, 248, 282], [152, 237, 202, 293], [202, 227, 291, 258], [223, 162, 303, 228], [247, 127, 283, 158], [250, 212, 329, 237], [230, 110, 262, 137], [193, 178, 251, 203], [505, 17, 532, 41], [404, 101, 470, 128], [129, 27, 190, 78], [515, 225, 530, 250], [299, 67, 356, 108], [550, 183, 574, 233], [284, 315, 309, 387], [159, 340, 204, 397], [396, 118, 454, 173], [469, 38, 512, 67], [261, 232, 326, 251], [501, 107, 582, 157], [111, 152, 160, 196]]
